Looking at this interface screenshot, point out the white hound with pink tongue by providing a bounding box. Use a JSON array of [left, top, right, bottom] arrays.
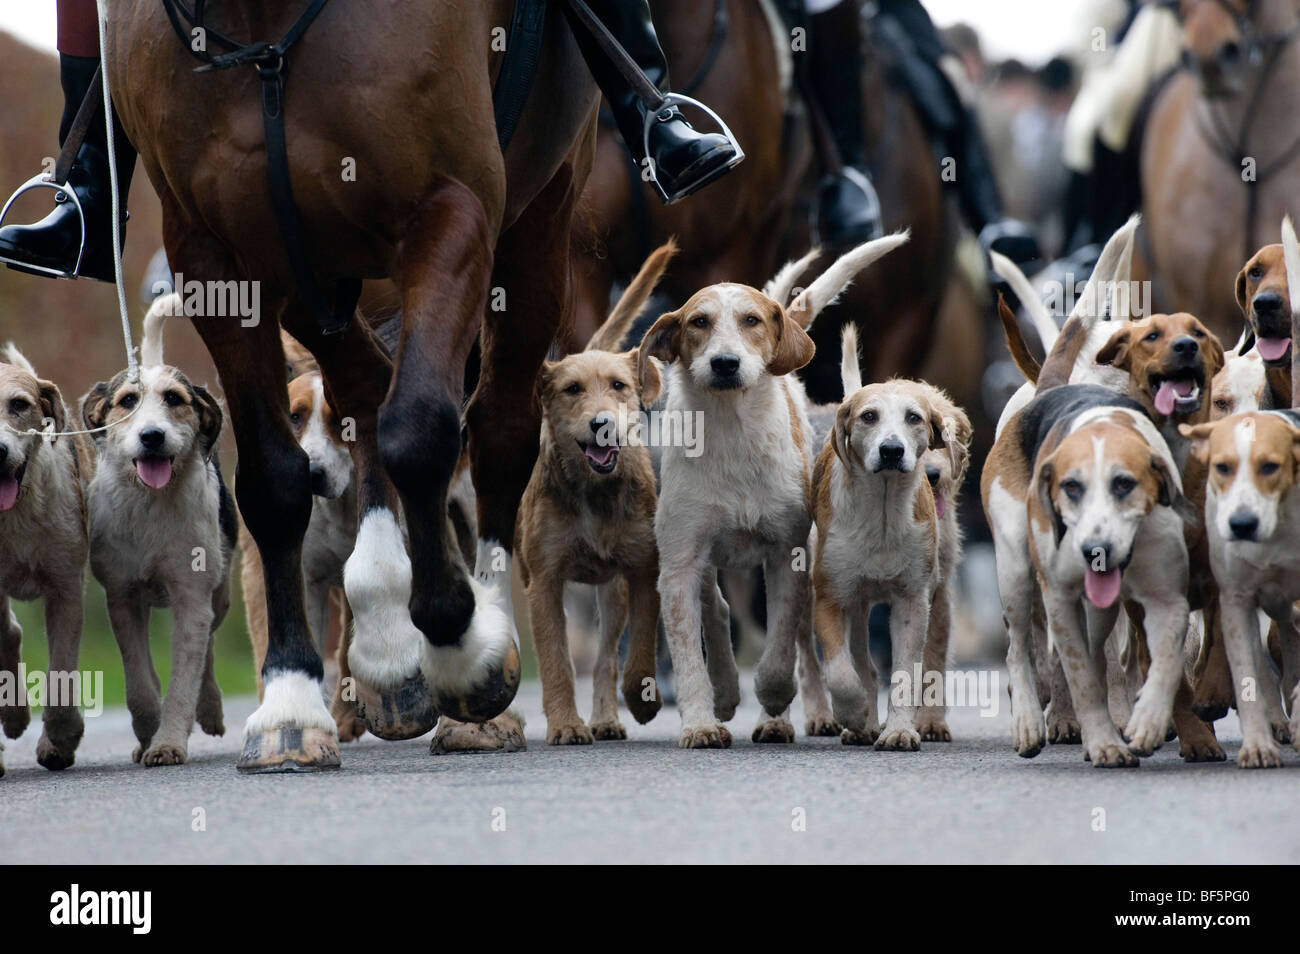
[[80, 293, 242, 767]]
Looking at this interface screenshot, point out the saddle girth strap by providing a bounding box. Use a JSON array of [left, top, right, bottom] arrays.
[[161, 0, 353, 335]]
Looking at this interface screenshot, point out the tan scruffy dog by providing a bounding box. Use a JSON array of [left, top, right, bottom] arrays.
[[517, 240, 677, 744]]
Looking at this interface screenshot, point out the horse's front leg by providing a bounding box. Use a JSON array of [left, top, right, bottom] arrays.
[[170, 222, 339, 773]]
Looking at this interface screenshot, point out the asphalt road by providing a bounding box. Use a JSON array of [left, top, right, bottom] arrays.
[[1, 673, 1296, 864]]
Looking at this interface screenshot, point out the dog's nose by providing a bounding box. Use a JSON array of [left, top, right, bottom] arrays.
[[925, 464, 941, 486], [309, 463, 328, 496], [139, 427, 165, 451], [878, 439, 905, 466], [1171, 336, 1199, 358], [1228, 510, 1259, 541], [1081, 539, 1112, 570], [710, 354, 741, 378], [0, 444, 7, 465], [1253, 291, 1283, 317], [589, 412, 615, 436]]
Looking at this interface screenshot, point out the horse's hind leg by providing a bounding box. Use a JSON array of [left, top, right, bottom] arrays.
[[165, 218, 338, 772], [285, 297, 438, 740], [379, 177, 519, 723]]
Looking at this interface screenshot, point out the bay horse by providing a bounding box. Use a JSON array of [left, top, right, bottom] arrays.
[[1142, 0, 1300, 339], [571, 0, 809, 347], [105, 2, 599, 771]]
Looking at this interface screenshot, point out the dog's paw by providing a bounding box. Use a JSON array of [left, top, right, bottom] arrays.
[[430, 711, 526, 755], [141, 743, 187, 767], [751, 716, 796, 744], [1273, 720, 1294, 746], [874, 724, 921, 752], [622, 674, 663, 725], [1124, 709, 1169, 757], [1177, 721, 1226, 763], [332, 701, 367, 743], [1011, 707, 1045, 758], [805, 715, 842, 737], [1085, 742, 1139, 767], [679, 724, 732, 749], [589, 720, 627, 741], [36, 731, 78, 771], [841, 726, 878, 746], [0, 703, 30, 740], [196, 705, 225, 738], [1237, 739, 1283, 769], [917, 716, 952, 742], [546, 720, 594, 746], [1047, 715, 1082, 744]]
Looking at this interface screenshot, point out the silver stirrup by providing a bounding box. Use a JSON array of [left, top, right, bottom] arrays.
[[0, 173, 87, 279], [641, 92, 745, 205]]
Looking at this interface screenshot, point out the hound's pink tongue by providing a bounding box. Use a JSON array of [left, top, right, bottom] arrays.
[[135, 457, 173, 489], [1154, 379, 1194, 416], [1257, 336, 1291, 362], [1084, 567, 1122, 609], [934, 492, 946, 520], [0, 476, 17, 512], [583, 444, 616, 466]]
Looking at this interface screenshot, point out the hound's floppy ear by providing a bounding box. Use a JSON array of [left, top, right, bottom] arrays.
[[927, 403, 947, 452], [79, 381, 112, 440], [1178, 421, 1215, 465], [768, 308, 816, 376], [1034, 455, 1066, 546], [1202, 326, 1227, 381], [1235, 263, 1250, 316], [1151, 453, 1198, 526], [832, 399, 855, 469], [36, 379, 67, 436], [640, 308, 682, 391], [1095, 325, 1133, 369], [536, 360, 557, 401], [192, 385, 224, 462], [938, 409, 973, 480], [628, 349, 661, 407]]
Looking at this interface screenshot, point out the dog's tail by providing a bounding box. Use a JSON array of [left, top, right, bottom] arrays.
[[1, 343, 37, 375], [586, 238, 679, 353], [997, 293, 1041, 383], [840, 322, 862, 396], [1282, 215, 1300, 408], [1036, 214, 1140, 392], [763, 246, 822, 309], [789, 231, 911, 331], [140, 292, 183, 368], [991, 250, 1058, 353]]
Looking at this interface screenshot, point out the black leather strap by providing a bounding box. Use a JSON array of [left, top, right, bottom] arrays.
[[52, 69, 104, 186], [494, 0, 550, 152]]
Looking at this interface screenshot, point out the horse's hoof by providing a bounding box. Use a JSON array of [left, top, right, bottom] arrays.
[[429, 640, 522, 723], [352, 672, 438, 740], [237, 726, 341, 773]]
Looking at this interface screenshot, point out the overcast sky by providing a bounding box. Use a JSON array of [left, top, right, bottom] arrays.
[[0, 2, 1106, 66]]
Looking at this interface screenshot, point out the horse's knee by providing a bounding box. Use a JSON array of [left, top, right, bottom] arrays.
[[377, 391, 460, 496], [236, 443, 311, 551]]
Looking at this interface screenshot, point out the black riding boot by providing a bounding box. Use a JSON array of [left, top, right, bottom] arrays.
[[808, 0, 883, 246], [0, 54, 136, 282], [952, 105, 1041, 267], [569, 0, 740, 203]]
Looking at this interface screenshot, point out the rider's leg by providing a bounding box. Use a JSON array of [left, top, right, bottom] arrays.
[[0, 0, 137, 282], [880, 0, 1040, 266], [566, 0, 740, 203], [805, 0, 884, 246]]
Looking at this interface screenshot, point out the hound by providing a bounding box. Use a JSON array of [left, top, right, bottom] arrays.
[[1182, 411, 1300, 767], [812, 323, 972, 748], [518, 241, 676, 744], [639, 232, 908, 747], [81, 294, 236, 766], [0, 347, 93, 776]]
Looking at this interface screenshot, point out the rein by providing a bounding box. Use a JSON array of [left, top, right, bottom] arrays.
[[160, 0, 358, 335]]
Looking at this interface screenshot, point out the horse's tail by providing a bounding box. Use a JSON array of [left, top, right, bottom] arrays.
[[1036, 214, 1141, 392], [587, 238, 679, 353], [997, 293, 1041, 383], [1283, 215, 1300, 408], [141, 292, 184, 368], [990, 251, 1058, 352], [840, 322, 862, 396]]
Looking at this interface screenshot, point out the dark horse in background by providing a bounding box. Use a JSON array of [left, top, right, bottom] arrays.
[[107, 2, 599, 770], [573, 0, 957, 401]]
